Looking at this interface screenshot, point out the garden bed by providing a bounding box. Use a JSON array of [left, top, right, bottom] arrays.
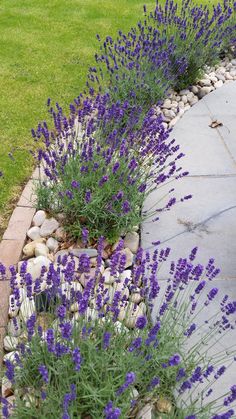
[[1, 0, 236, 417]]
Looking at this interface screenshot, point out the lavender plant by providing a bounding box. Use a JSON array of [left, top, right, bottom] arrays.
[[1, 243, 236, 418], [88, 0, 236, 105], [146, 0, 236, 90], [33, 94, 188, 241]]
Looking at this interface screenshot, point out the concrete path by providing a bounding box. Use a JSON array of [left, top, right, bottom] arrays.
[[142, 82, 236, 281], [142, 82, 236, 410]]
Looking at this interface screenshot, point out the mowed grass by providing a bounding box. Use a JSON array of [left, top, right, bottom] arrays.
[[0, 0, 215, 233], [0, 0, 156, 232]]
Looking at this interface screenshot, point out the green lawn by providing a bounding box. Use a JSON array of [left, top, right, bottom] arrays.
[[0, 0, 214, 233], [0, 0, 156, 232]]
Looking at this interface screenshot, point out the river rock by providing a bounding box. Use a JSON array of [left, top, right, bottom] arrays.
[[46, 237, 59, 252], [155, 398, 172, 413], [1, 377, 14, 398], [35, 243, 49, 257], [124, 305, 145, 328], [215, 79, 223, 88], [136, 404, 154, 419], [23, 238, 46, 258], [199, 78, 211, 87], [162, 99, 172, 109], [120, 248, 134, 269], [3, 351, 20, 364], [3, 336, 19, 352], [198, 86, 213, 98], [124, 231, 139, 254], [40, 217, 59, 237], [70, 248, 98, 258], [20, 297, 36, 322], [25, 256, 51, 281], [179, 88, 190, 95], [32, 210, 46, 227], [54, 227, 67, 241], [8, 317, 22, 337], [85, 308, 98, 322], [8, 295, 19, 318], [102, 268, 117, 285], [79, 268, 98, 287], [130, 293, 142, 304], [27, 226, 41, 241]]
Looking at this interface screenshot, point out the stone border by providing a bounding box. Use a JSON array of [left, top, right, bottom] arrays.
[[0, 169, 39, 364]]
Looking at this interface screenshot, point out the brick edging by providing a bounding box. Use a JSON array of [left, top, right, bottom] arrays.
[[0, 168, 39, 364]]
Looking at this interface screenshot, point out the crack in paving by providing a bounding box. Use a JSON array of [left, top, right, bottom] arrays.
[[145, 205, 236, 248]]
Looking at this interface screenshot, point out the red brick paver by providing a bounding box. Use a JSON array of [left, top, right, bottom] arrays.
[[17, 180, 37, 208], [3, 206, 35, 241]]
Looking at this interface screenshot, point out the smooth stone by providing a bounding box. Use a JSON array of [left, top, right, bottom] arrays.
[[27, 226, 41, 241], [8, 317, 22, 337], [85, 308, 98, 322], [46, 237, 59, 252], [113, 281, 130, 299], [3, 351, 20, 364], [136, 403, 154, 419], [131, 388, 139, 399], [169, 115, 180, 128], [139, 302, 147, 314], [25, 256, 51, 281], [120, 248, 134, 269], [35, 243, 49, 257], [54, 226, 67, 241], [186, 92, 194, 101], [162, 99, 172, 109], [1, 377, 14, 397], [3, 336, 19, 352], [179, 89, 190, 95], [155, 399, 172, 414], [209, 75, 218, 83], [163, 109, 175, 118], [217, 66, 226, 74], [70, 248, 98, 258], [225, 72, 233, 80], [103, 268, 116, 285], [114, 321, 129, 334], [231, 59, 236, 65], [178, 101, 185, 109], [124, 231, 139, 254], [8, 295, 19, 318], [199, 78, 212, 87], [22, 394, 38, 408], [181, 95, 188, 104], [198, 86, 213, 98], [79, 268, 98, 287], [70, 302, 79, 312], [130, 293, 142, 304], [20, 297, 36, 322], [23, 238, 46, 258], [216, 73, 225, 81], [215, 80, 223, 88], [120, 269, 132, 283], [189, 96, 199, 106], [40, 217, 59, 237], [32, 210, 46, 227], [124, 306, 144, 328]]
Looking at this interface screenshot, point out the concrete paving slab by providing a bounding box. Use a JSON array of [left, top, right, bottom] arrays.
[[142, 176, 236, 280]]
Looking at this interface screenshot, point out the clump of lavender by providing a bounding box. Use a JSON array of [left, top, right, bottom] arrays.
[[34, 93, 188, 241], [2, 243, 236, 418], [146, 0, 236, 90], [88, 0, 236, 104]]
